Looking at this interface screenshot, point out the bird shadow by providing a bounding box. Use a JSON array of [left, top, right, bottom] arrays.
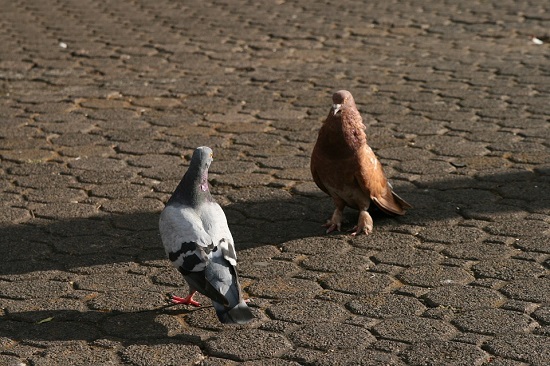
[[0, 168, 548, 278], [0, 306, 210, 355], [0, 169, 548, 348]]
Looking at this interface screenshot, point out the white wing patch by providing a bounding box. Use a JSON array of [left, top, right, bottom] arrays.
[[159, 204, 213, 273], [199, 202, 238, 266], [159, 201, 238, 273]]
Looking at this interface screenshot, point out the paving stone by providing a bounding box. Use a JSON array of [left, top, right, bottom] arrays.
[[1, 149, 57, 163], [417, 226, 487, 244], [484, 333, 550, 366], [396, 159, 455, 175], [120, 343, 203, 366], [350, 231, 421, 250], [313, 349, 406, 366], [0, 319, 101, 343], [442, 240, 519, 261], [321, 271, 396, 295], [451, 332, 488, 347], [67, 156, 127, 171], [14, 173, 77, 189], [452, 308, 536, 335], [259, 320, 301, 334], [73, 273, 150, 292], [204, 329, 292, 362], [513, 237, 550, 254], [531, 305, 550, 325], [372, 316, 457, 343], [501, 299, 539, 315], [481, 357, 530, 366], [100, 311, 182, 339], [373, 247, 444, 267], [346, 293, 426, 318], [471, 259, 547, 281], [49, 234, 125, 255], [210, 172, 273, 188], [238, 259, 301, 280], [87, 290, 166, 312], [398, 265, 474, 287], [27, 342, 118, 365], [116, 140, 178, 155], [289, 322, 376, 351], [25, 187, 88, 204], [484, 220, 549, 238], [301, 253, 373, 273], [246, 277, 322, 300], [423, 285, 504, 311], [413, 135, 489, 157], [200, 357, 238, 366], [90, 183, 152, 199], [239, 201, 308, 222], [0, 355, 27, 366], [267, 299, 350, 324], [226, 186, 294, 203], [282, 236, 351, 255], [73, 169, 137, 184], [0, 207, 31, 224], [99, 197, 164, 214], [241, 360, 302, 366], [499, 277, 550, 303], [1, 298, 89, 323], [0, 280, 71, 300], [400, 340, 488, 366]]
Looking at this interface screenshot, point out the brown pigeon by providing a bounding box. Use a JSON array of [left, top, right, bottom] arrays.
[[310, 90, 411, 235]]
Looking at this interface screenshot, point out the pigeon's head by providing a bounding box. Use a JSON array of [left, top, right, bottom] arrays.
[[331, 90, 356, 116], [168, 146, 215, 205], [191, 146, 214, 171]]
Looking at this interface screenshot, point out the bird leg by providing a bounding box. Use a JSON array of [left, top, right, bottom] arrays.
[[324, 198, 345, 233], [350, 210, 373, 236], [168, 291, 201, 307]]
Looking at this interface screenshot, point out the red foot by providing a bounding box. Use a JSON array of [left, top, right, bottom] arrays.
[[168, 292, 201, 307]]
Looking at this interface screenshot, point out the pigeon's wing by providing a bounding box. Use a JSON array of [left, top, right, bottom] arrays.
[[159, 204, 213, 269], [311, 158, 330, 195], [198, 202, 253, 324], [355, 145, 409, 215], [310, 126, 332, 195], [200, 202, 238, 267], [159, 203, 230, 305]]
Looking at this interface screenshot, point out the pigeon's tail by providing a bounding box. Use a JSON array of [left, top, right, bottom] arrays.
[[373, 188, 412, 216], [391, 191, 412, 213], [214, 300, 254, 324]]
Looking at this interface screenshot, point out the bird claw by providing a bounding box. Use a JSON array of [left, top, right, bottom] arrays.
[[167, 293, 201, 307], [323, 221, 341, 234], [349, 211, 374, 236], [348, 225, 373, 236]]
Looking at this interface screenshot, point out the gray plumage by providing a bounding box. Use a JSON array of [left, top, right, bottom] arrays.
[[159, 146, 253, 324]]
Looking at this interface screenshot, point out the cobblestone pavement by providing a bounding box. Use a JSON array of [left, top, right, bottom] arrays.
[[1, 0, 549, 365]]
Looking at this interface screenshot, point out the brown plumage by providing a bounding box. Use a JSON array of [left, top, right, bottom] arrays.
[[311, 90, 411, 235]]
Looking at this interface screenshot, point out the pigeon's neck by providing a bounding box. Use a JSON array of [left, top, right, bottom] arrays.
[[321, 109, 366, 154], [170, 165, 212, 207]]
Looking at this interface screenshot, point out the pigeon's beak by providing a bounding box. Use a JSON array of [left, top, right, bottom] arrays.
[[332, 104, 342, 115]]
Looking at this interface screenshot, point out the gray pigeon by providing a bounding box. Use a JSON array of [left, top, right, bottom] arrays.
[[159, 146, 254, 324]]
